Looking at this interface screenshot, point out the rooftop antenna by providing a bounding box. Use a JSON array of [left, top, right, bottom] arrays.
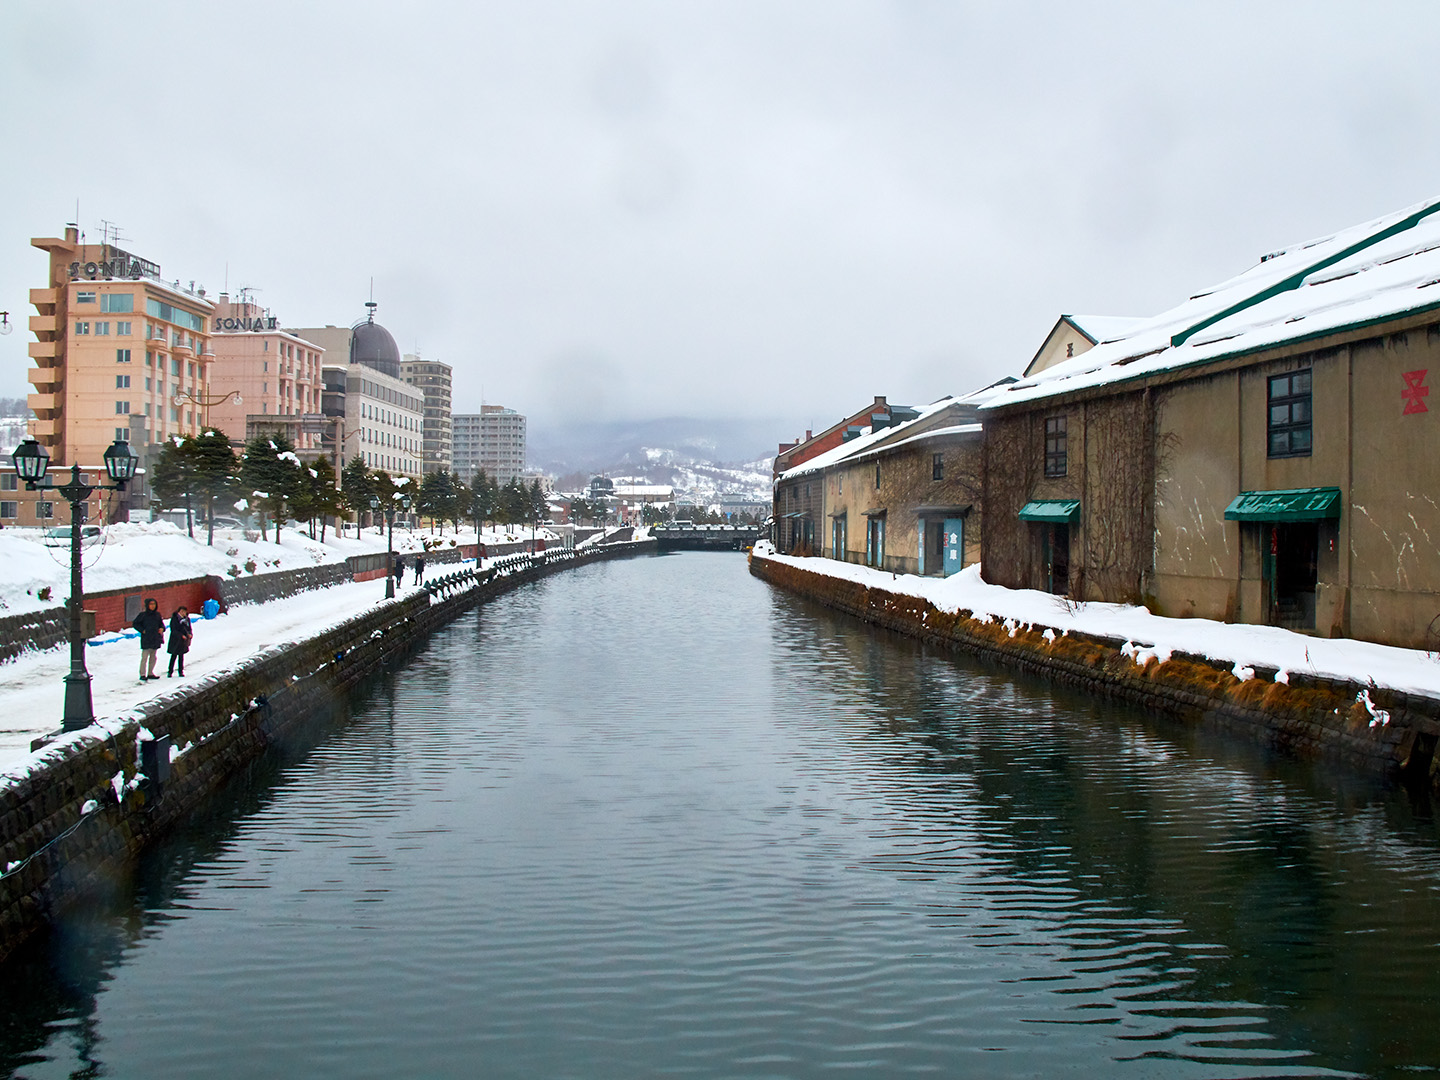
[[365, 278, 377, 323]]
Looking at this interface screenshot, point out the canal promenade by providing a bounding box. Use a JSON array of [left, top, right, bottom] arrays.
[[751, 542, 1440, 782]]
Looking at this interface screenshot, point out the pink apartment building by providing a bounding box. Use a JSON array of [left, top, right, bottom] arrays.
[[207, 295, 326, 451]]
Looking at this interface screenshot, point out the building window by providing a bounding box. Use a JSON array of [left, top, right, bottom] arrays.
[[116, 321, 132, 335], [115, 400, 130, 415], [875, 461, 881, 489], [1044, 416, 1068, 478], [171, 358, 181, 375], [0, 502, 15, 519], [36, 501, 54, 519], [1268, 368, 1312, 458], [101, 293, 133, 313], [170, 407, 179, 422], [76, 291, 97, 304], [116, 427, 129, 442], [116, 374, 130, 388], [146, 350, 154, 366], [1, 474, 16, 491], [116, 349, 131, 364], [95, 321, 110, 335], [932, 452, 944, 481], [74, 322, 90, 335]]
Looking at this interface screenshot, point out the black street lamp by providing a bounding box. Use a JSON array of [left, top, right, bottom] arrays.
[[371, 492, 413, 599], [13, 436, 140, 731]]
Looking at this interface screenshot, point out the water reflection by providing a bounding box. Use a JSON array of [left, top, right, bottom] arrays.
[[5, 553, 1440, 1078]]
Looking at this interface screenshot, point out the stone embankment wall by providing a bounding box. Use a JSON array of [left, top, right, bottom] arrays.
[[750, 552, 1440, 785], [0, 539, 655, 963]]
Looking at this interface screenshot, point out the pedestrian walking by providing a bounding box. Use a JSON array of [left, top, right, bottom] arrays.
[[132, 597, 163, 681], [393, 554, 405, 587], [167, 606, 193, 677], [414, 554, 426, 585]]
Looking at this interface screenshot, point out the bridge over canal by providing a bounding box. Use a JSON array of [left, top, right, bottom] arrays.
[[652, 523, 760, 551]]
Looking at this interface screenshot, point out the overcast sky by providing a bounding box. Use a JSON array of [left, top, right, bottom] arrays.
[[4, 1, 1439, 442]]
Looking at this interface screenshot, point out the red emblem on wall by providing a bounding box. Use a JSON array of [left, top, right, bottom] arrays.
[[1402, 369, 1430, 414]]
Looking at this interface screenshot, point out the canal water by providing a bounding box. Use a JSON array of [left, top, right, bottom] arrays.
[[5, 552, 1440, 1079]]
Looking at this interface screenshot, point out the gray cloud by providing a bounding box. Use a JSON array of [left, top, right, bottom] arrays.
[[3, 0, 1439, 440]]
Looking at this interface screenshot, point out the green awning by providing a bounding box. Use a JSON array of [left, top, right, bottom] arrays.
[[1223, 487, 1342, 522], [1018, 499, 1081, 524]]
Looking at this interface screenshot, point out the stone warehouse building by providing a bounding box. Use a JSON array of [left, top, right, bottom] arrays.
[[774, 397, 987, 575], [981, 197, 1440, 649]]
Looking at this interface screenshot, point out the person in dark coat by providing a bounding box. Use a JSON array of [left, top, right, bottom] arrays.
[[167, 606, 193, 677], [414, 554, 426, 585], [393, 554, 405, 587], [133, 597, 164, 681]]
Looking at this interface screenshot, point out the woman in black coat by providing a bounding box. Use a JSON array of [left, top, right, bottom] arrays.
[[167, 606, 193, 677]]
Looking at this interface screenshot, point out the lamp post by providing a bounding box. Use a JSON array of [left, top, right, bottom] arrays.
[[12, 437, 140, 731], [371, 493, 412, 599], [172, 388, 242, 430]]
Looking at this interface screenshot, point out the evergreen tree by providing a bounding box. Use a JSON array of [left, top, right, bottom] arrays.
[[419, 469, 459, 534], [469, 470, 496, 532], [239, 434, 306, 543], [341, 455, 374, 528], [190, 429, 237, 546], [150, 435, 197, 537], [529, 479, 546, 524], [309, 455, 344, 541]]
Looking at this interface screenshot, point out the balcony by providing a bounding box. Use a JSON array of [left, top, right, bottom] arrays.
[[28, 413, 60, 436], [28, 366, 61, 389], [29, 313, 59, 336], [28, 340, 60, 360]]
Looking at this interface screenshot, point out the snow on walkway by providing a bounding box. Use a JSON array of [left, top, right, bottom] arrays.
[[0, 575, 426, 771], [754, 543, 1440, 700]]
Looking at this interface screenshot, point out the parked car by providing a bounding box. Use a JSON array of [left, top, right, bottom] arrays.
[[43, 525, 102, 546], [207, 516, 244, 530]]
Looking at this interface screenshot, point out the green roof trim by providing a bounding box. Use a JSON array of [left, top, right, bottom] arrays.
[[1223, 487, 1342, 522], [1171, 202, 1440, 348], [1018, 499, 1081, 524]]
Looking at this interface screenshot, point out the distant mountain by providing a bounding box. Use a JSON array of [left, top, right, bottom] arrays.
[[529, 416, 783, 502]]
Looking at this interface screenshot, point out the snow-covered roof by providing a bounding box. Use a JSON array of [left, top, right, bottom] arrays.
[[777, 398, 960, 481], [986, 197, 1440, 410], [612, 484, 672, 497], [1067, 314, 1145, 344]]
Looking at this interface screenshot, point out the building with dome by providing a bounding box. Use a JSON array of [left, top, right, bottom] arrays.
[[293, 304, 424, 479]]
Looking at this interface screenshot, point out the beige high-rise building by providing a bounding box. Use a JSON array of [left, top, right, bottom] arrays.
[[28, 226, 214, 473], [400, 353, 452, 474]]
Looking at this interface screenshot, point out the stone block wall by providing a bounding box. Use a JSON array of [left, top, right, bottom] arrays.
[[750, 552, 1440, 785]]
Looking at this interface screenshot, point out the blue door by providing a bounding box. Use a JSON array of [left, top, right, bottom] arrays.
[[943, 518, 964, 575]]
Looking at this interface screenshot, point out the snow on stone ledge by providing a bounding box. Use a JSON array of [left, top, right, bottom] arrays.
[[751, 544, 1440, 700]]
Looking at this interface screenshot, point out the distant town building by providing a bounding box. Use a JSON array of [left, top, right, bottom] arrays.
[[207, 293, 326, 452], [452, 405, 526, 483], [400, 353, 453, 474], [26, 226, 214, 518]]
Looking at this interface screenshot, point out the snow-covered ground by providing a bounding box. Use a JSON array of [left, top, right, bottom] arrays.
[[0, 520, 560, 619], [753, 543, 1440, 700], [0, 576, 419, 771]]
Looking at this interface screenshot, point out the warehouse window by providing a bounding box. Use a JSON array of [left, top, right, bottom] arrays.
[[1268, 369, 1312, 457], [1044, 416, 1068, 477]]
